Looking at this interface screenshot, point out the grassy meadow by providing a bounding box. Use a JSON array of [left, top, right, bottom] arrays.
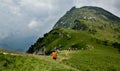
[[0, 46, 120, 71]]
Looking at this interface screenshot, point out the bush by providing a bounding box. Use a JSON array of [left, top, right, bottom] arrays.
[[88, 29, 97, 34], [71, 43, 86, 50], [112, 42, 120, 48], [72, 19, 88, 30], [112, 42, 120, 52]]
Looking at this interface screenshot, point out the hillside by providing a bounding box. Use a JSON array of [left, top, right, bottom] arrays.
[[53, 6, 120, 42], [0, 49, 77, 71], [1, 48, 120, 71], [27, 28, 113, 54]]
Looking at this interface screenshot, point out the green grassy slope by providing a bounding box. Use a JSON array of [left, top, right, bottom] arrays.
[[1, 47, 120, 71], [27, 28, 93, 54], [61, 48, 120, 71], [27, 28, 120, 54], [0, 49, 77, 71]]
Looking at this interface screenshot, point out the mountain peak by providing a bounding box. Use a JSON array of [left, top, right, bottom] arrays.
[[80, 6, 103, 9], [53, 6, 120, 30]]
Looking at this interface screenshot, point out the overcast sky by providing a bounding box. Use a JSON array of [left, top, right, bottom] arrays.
[[0, 0, 120, 52]]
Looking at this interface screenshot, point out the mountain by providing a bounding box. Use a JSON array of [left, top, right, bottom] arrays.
[[27, 6, 120, 55], [54, 6, 120, 29]]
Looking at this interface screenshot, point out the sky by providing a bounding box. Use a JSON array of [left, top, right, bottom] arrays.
[[0, 0, 120, 52]]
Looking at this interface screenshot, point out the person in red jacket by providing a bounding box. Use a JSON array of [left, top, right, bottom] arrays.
[[52, 51, 57, 60]]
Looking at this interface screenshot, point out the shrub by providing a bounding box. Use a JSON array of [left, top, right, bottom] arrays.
[[71, 43, 86, 50], [72, 19, 88, 30], [112, 42, 120, 52]]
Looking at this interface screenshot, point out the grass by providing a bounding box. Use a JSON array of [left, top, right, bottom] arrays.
[[60, 47, 120, 71], [0, 46, 120, 71], [27, 28, 120, 54], [0, 50, 76, 71]]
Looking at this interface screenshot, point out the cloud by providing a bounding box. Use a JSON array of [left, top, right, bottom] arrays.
[[20, 0, 53, 9], [0, 0, 22, 16], [0, 32, 9, 40], [28, 19, 39, 29]]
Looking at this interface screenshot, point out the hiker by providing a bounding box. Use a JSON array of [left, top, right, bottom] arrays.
[[52, 51, 57, 60]]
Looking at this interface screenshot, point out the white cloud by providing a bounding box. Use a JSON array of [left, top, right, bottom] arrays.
[[28, 20, 38, 29], [0, 0, 22, 16], [22, 0, 52, 8], [20, 0, 53, 12]]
